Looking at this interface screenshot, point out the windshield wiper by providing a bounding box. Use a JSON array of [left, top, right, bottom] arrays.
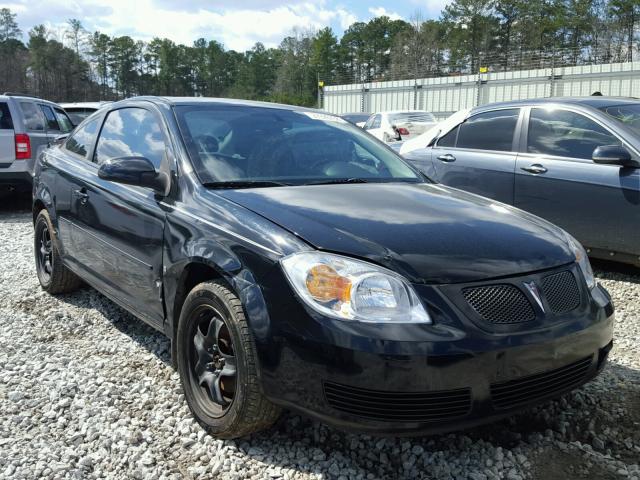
[[306, 178, 371, 186], [202, 180, 291, 189]]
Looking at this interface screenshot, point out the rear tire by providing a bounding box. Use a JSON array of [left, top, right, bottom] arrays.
[[176, 280, 281, 439], [34, 210, 82, 294]]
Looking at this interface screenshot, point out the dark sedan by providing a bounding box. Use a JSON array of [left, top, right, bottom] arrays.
[[402, 97, 640, 266], [33, 97, 613, 438]]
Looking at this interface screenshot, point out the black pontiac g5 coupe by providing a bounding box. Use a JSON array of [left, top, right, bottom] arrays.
[[32, 97, 614, 439]]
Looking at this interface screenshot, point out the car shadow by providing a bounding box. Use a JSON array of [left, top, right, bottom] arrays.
[[0, 192, 31, 214], [594, 259, 640, 284]]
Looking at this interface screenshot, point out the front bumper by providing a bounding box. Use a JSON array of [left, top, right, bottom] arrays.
[[256, 265, 614, 435]]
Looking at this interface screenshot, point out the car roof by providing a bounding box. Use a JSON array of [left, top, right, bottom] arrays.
[[0, 93, 61, 107], [380, 110, 432, 115], [122, 96, 323, 113], [473, 96, 640, 113], [60, 101, 112, 109]]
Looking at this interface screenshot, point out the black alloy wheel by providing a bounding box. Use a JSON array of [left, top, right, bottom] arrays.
[[177, 280, 281, 438], [34, 210, 82, 294], [37, 224, 53, 283], [189, 304, 237, 416]]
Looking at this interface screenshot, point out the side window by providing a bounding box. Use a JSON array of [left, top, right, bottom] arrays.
[[65, 118, 100, 159], [40, 105, 60, 131], [0, 102, 13, 129], [94, 108, 166, 168], [436, 126, 459, 148], [19, 102, 45, 131], [528, 108, 621, 160], [371, 115, 381, 129], [54, 108, 74, 133], [456, 109, 520, 152]]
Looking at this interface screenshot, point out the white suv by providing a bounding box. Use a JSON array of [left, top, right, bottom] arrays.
[[0, 93, 73, 195]]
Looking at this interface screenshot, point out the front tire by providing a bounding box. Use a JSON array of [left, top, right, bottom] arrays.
[[34, 210, 82, 294], [176, 280, 281, 439]]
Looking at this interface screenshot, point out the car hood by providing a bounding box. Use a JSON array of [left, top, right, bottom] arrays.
[[217, 183, 575, 284]]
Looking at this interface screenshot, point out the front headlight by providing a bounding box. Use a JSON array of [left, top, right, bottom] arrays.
[[280, 252, 431, 323], [565, 233, 596, 289]]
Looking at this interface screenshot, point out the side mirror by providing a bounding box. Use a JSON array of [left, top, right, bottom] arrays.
[[592, 145, 637, 167], [98, 156, 169, 195]]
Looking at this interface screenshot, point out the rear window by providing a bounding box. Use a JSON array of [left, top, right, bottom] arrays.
[[0, 103, 13, 129], [20, 102, 45, 131], [65, 108, 97, 126], [388, 112, 435, 124]]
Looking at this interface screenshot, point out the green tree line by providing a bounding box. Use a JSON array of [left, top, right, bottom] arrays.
[[0, 0, 638, 107]]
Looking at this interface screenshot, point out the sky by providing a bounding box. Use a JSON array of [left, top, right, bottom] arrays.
[[0, 0, 451, 51]]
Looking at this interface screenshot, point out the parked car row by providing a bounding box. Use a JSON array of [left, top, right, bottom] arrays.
[[341, 110, 437, 143], [0, 94, 109, 195], [32, 96, 614, 440]]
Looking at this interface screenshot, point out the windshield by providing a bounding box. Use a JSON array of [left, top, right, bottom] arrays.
[[600, 104, 640, 136], [175, 104, 423, 187], [388, 112, 435, 124]]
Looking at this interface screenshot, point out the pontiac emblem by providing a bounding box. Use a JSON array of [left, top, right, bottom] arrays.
[[524, 281, 545, 312]]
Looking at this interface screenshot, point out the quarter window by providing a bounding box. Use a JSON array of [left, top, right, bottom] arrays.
[[436, 126, 458, 148], [528, 109, 620, 159], [456, 109, 519, 152], [371, 115, 381, 129], [65, 117, 100, 159], [94, 108, 166, 168]]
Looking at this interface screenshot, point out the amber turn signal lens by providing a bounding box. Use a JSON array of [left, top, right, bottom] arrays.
[[305, 264, 352, 303]]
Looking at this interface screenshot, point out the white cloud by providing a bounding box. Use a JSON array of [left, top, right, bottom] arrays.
[[408, 0, 452, 18], [368, 7, 402, 21], [0, 0, 363, 51], [88, 0, 345, 50], [336, 8, 358, 30]]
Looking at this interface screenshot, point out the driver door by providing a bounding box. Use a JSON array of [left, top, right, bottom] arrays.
[[69, 107, 168, 327]]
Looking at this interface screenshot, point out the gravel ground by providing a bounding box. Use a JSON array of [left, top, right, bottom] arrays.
[[0, 197, 638, 480]]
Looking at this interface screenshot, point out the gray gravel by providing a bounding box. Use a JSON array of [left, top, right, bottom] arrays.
[[0, 202, 638, 480]]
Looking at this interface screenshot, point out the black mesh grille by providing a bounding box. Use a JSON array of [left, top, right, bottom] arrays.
[[490, 356, 593, 409], [541, 271, 581, 314], [323, 382, 472, 422], [462, 284, 535, 324]]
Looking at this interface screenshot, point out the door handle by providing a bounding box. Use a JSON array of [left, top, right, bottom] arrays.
[[437, 153, 456, 163], [73, 188, 89, 204], [521, 164, 548, 174]]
